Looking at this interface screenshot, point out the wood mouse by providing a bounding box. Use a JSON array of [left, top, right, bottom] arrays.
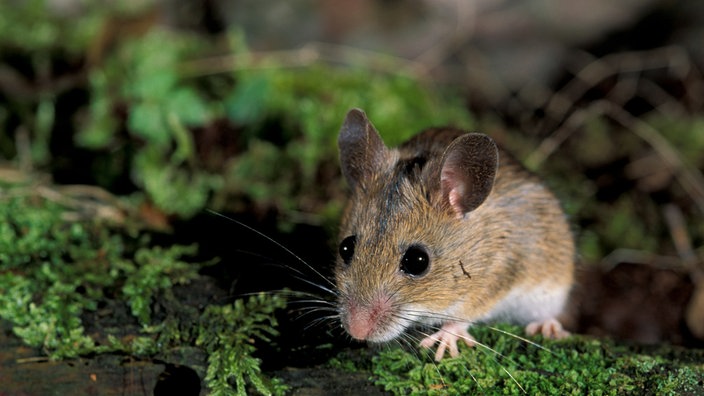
[[335, 108, 575, 361]]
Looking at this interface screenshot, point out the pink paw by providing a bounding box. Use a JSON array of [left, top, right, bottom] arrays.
[[525, 318, 570, 339], [419, 322, 475, 361]]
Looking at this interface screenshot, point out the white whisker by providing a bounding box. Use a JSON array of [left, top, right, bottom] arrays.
[[292, 308, 339, 322], [303, 315, 341, 332], [290, 274, 338, 297], [207, 209, 336, 289], [288, 299, 337, 307], [487, 325, 555, 354]]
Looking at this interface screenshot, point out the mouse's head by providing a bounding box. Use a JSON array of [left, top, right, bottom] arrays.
[[334, 109, 499, 342]]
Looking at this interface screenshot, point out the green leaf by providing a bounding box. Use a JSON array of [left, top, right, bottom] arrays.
[[128, 102, 169, 146], [168, 88, 210, 126], [225, 75, 271, 125]]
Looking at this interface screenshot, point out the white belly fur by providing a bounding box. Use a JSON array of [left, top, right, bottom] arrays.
[[480, 283, 569, 325]]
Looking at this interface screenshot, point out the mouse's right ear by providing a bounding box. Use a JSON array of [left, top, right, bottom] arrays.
[[338, 108, 389, 190]]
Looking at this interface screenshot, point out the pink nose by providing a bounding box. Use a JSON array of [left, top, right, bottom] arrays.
[[346, 306, 373, 340]]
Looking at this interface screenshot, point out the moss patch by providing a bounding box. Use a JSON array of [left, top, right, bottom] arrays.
[[0, 189, 287, 395], [367, 325, 704, 395]]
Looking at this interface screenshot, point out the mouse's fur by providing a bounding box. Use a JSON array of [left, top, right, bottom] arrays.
[[335, 109, 575, 359]]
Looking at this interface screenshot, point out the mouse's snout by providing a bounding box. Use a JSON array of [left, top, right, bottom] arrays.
[[341, 293, 397, 342]]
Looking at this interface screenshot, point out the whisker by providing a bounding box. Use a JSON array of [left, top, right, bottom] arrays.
[[402, 329, 475, 391], [415, 339, 451, 388], [290, 306, 339, 321], [287, 299, 337, 307], [465, 331, 529, 394], [501, 365, 527, 394], [206, 209, 336, 289], [408, 320, 533, 393], [290, 274, 339, 297], [303, 315, 341, 332], [235, 288, 321, 300], [228, 248, 324, 282], [218, 252, 338, 298], [284, 299, 342, 328], [398, 309, 465, 323], [487, 325, 555, 355]]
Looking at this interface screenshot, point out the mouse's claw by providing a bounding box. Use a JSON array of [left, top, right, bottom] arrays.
[[525, 318, 570, 339], [419, 322, 475, 361]]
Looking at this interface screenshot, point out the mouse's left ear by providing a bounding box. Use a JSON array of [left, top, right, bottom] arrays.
[[439, 133, 498, 218]]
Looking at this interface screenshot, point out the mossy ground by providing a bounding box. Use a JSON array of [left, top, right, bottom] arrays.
[[0, 189, 288, 395], [367, 325, 704, 395]]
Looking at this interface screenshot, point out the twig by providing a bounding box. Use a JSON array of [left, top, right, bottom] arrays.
[[524, 105, 591, 169], [663, 204, 703, 281], [540, 46, 698, 136], [181, 0, 478, 82], [409, 0, 477, 77], [15, 126, 33, 173], [601, 101, 704, 214], [527, 98, 704, 216], [35, 185, 126, 224], [599, 248, 683, 272], [15, 356, 50, 364], [0, 180, 127, 225], [179, 41, 424, 79]]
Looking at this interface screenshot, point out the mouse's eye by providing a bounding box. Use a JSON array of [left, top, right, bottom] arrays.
[[339, 235, 357, 265], [400, 245, 430, 277]]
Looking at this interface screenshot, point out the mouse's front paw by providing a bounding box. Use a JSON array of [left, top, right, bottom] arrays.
[[419, 322, 475, 361], [525, 318, 570, 339]]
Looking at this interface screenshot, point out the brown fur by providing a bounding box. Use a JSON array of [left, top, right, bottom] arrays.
[[336, 109, 575, 343]]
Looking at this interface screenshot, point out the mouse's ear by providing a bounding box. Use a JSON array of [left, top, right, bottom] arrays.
[[338, 108, 390, 189], [439, 133, 498, 218]]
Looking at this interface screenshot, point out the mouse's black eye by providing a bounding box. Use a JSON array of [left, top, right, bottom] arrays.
[[400, 245, 430, 277], [339, 235, 357, 265]]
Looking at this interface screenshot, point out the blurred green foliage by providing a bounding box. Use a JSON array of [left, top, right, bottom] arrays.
[[79, 28, 221, 217], [0, 0, 121, 53], [1, 0, 702, 257], [0, 0, 143, 165], [0, 0, 471, 223], [77, 27, 472, 221], [0, 0, 474, 222]]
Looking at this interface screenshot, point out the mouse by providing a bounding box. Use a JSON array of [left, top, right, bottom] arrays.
[[334, 108, 575, 361]]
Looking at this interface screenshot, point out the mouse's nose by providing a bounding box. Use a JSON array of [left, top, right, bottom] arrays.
[[344, 295, 394, 341]]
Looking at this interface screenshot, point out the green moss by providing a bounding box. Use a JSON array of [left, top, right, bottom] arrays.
[[0, 192, 287, 394], [196, 294, 289, 396], [366, 325, 704, 395]]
